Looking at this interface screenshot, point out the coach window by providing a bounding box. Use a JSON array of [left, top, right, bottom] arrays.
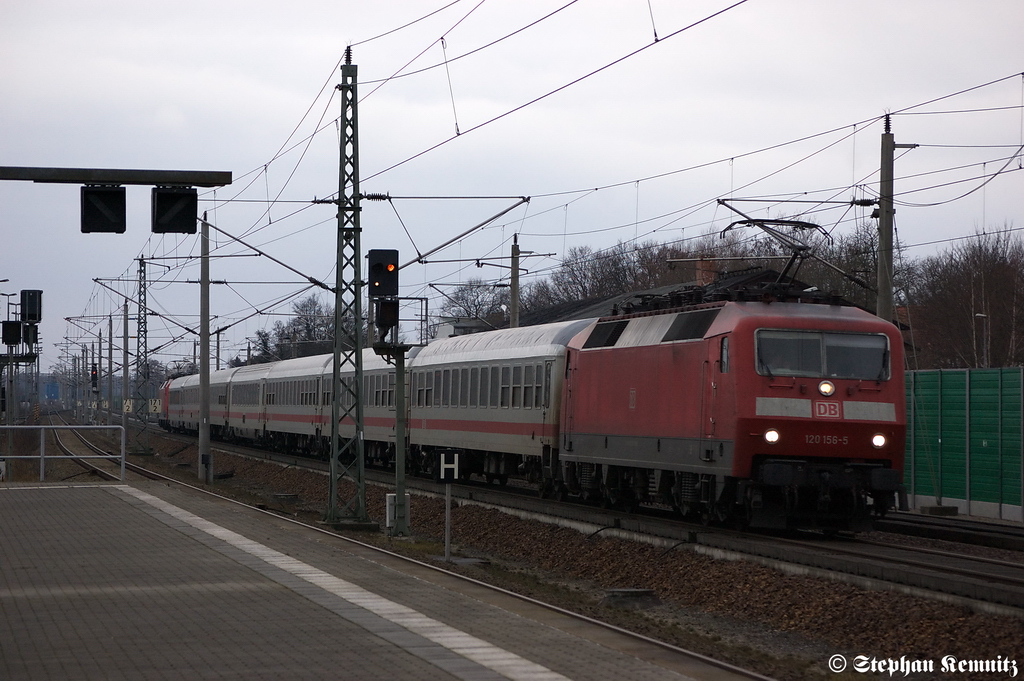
[[388, 372, 396, 408], [469, 367, 479, 407], [480, 366, 490, 407], [523, 365, 534, 409], [485, 366, 495, 407], [441, 369, 451, 407], [432, 370, 441, 407], [512, 365, 523, 408], [500, 366, 511, 408], [460, 368, 469, 407], [720, 336, 730, 373], [451, 369, 460, 407]]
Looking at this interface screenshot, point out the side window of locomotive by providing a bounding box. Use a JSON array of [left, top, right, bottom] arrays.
[[720, 336, 730, 374]]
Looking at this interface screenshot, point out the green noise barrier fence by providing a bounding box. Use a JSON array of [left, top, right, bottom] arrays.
[[906, 369, 1023, 521]]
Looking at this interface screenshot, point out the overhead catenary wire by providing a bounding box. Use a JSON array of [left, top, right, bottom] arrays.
[[66, 35, 1024, 356]]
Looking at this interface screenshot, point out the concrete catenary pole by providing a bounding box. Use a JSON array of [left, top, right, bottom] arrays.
[[876, 115, 917, 324], [199, 214, 212, 483], [510, 234, 520, 329]]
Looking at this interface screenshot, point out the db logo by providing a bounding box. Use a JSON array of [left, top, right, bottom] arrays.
[[814, 401, 842, 419]]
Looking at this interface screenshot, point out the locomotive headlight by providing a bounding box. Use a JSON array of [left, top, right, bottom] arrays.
[[764, 428, 780, 444], [818, 380, 836, 396], [872, 433, 887, 448]]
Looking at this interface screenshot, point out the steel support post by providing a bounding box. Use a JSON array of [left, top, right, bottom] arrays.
[[135, 258, 149, 453], [326, 51, 372, 525]]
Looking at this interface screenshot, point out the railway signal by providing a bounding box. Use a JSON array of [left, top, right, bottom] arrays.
[[20, 290, 42, 323], [81, 185, 127, 233], [151, 186, 199, 234], [368, 249, 399, 297]]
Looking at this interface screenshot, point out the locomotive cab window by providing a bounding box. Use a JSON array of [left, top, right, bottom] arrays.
[[756, 330, 889, 380]]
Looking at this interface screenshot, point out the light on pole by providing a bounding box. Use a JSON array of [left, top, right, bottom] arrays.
[[975, 313, 990, 368]]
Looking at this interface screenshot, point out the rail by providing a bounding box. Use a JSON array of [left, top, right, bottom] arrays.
[[0, 425, 126, 482]]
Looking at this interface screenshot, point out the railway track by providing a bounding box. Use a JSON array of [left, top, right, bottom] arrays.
[[124, 425, 1024, 617], [875, 512, 1024, 552], [46, 415, 142, 482]]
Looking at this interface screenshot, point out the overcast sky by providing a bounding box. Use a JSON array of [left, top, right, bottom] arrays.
[[2, 0, 1022, 373]]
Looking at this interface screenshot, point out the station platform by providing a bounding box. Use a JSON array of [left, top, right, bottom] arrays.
[[0, 481, 754, 680]]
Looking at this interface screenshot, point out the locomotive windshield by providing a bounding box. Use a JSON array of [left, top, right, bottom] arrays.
[[756, 330, 889, 380]]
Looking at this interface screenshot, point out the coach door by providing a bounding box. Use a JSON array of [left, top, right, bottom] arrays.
[[561, 352, 576, 454]]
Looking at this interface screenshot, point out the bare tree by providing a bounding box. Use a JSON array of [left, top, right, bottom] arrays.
[[908, 228, 1024, 369], [436, 278, 509, 325], [247, 294, 339, 364]]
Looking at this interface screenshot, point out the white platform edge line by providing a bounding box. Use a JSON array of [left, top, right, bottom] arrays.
[[119, 486, 570, 681]]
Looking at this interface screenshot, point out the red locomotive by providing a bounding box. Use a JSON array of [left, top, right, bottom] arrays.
[[559, 296, 905, 530]]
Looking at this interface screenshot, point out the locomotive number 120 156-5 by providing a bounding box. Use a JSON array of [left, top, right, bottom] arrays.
[[805, 434, 849, 445]]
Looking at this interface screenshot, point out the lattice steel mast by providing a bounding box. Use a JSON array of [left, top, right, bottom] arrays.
[[325, 48, 370, 524], [134, 257, 150, 453]]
